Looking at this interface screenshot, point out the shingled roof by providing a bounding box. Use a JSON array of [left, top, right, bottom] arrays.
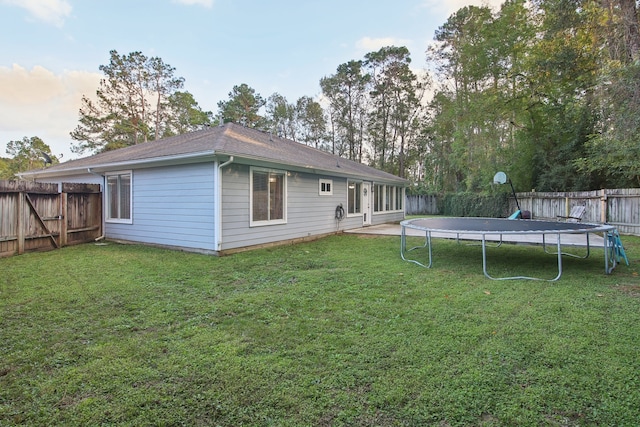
[[20, 122, 407, 184]]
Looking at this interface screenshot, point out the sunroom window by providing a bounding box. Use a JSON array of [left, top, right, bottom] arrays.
[[373, 184, 403, 213], [395, 186, 403, 210]]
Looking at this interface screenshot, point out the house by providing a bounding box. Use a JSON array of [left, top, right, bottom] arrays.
[[18, 123, 408, 254]]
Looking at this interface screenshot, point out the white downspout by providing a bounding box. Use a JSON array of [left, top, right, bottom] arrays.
[[88, 168, 106, 241], [216, 156, 234, 251]]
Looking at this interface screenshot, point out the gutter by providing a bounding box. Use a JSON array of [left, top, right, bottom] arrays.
[[219, 155, 235, 169], [216, 156, 234, 251]]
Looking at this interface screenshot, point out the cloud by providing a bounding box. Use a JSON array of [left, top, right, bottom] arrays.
[[355, 37, 412, 53], [172, 0, 214, 8], [0, 64, 101, 158], [1, 0, 72, 27]]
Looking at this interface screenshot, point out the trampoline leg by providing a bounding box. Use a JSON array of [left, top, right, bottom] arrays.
[[604, 231, 618, 274], [555, 234, 563, 281], [482, 235, 490, 279], [482, 233, 563, 281], [427, 231, 432, 267], [604, 231, 610, 274], [543, 233, 591, 259], [400, 228, 433, 268]]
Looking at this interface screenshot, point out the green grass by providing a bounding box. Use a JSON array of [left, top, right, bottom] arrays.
[[1, 234, 640, 426]]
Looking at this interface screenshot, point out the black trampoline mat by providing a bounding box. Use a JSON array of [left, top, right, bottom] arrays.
[[404, 217, 611, 234]]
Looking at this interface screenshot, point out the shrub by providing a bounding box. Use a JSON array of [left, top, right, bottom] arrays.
[[441, 192, 510, 217]]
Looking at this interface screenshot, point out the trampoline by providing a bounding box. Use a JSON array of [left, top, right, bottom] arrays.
[[400, 217, 620, 281]]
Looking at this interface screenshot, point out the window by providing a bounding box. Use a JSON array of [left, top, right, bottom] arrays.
[[395, 186, 403, 210], [374, 184, 384, 212], [385, 185, 393, 211], [373, 184, 404, 213], [319, 179, 333, 195], [251, 168, 286, 226], [347, 181, 361, 215], [106, 171, 132, 223]]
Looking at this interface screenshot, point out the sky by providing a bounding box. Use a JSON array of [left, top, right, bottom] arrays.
[[0, 0, 503, 162]]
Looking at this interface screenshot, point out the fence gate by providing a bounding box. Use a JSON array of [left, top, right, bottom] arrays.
[[0, 180, 102, 257]]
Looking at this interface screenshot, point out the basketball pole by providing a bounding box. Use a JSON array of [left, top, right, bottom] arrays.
[[508, 179, 521, 211]]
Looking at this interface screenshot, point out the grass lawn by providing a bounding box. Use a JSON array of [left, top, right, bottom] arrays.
[[1, 233, 640, 426]]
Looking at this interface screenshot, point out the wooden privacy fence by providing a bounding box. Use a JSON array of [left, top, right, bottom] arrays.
[[405, 194, 439, 215], [0, 180, 102, 257], [406, 188, 640, 236], [512, 189, 640, 235]]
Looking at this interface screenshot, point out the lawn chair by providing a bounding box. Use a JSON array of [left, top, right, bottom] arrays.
[[557, 205, 586, 222]]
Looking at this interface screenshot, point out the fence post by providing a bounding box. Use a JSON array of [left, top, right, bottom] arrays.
[[60, 192, 68, 247], [17, 191, 25, 254], [600, 189, 607, 223]]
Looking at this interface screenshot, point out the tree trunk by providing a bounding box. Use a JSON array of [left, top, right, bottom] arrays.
[[619, 0, 640, 62]]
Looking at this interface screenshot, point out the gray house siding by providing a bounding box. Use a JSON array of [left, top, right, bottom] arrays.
[[221, 164, 341, 250], [372, 211, 404, 224], [31, 161, 403, 253], [220, 164, 403, 251], [18, 124, 408, 254], [107, 163, 216, 251]]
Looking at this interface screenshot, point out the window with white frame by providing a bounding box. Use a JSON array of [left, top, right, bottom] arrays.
[[395, 186, 404, 210], [385, 185, 393, 210], [373, 184, 404, 213], [250, 167, 287, 226], [347, 181, 361, 214], [374, 184, 383, 212], [319, 179, 333, 195], [106, 171, 132, 223]]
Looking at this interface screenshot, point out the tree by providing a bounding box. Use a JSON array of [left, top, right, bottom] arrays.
[[295, 96, 327, 150], [161, 91, 213, 137], [265, 93, 297, 140], [364, 46, 426, 177], [4, 136, 58, 177], [427, 5, 505, 191], [71, 50, 188, 154], [422, 0, 606, 192], [524, 0, 599, 191], [217, 83, 267, 129], [578, 0, 640, 186], [420, 91, 458, 192], [147, 56, 186, 139], [320, 61, 370, 161], [0, 157, 11, 180]]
